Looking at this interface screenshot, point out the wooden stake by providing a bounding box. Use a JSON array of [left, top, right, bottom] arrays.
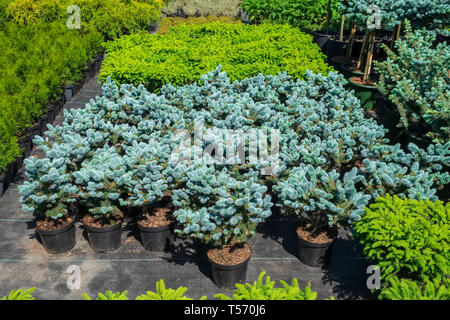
[[363, 31, 375, 82], [346, 25, 357, 58], [339, 15, 345, 42], [357, 30, 370, 71]]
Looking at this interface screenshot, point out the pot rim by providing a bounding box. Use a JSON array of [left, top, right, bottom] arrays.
[[207, 244, 252, 269], [348, 76, 378, 90], [137, 222, 172, 232], [36, 217, 75, 236], [84, 218, 123, 233]]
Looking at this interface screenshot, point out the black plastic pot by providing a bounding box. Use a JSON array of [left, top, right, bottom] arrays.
[[5, 162, 14, 187], [138, 223, 173, 252], [85, 220, 123, 252], [39, 114, 49, 136], [312, 30, 338, 54], [36, 218, 76, 254], [330, 56, 354, 72], [89, 61, 97, 78], [64, 85, 73, 101], [47, 106, 55, 124], [207, 249, 251, 289], [18, 132, 31, 158], [0, 173, 5, 197], [31, 121, 41, 143], [14, 156, 23, 176], [341, 63, 364, 79], [297, 232, 336, 267], [326, 38, 348, 60]]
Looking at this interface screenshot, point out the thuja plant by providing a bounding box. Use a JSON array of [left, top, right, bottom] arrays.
[[354, 195, 449, 284], [374, 22, 450, 144], [379, 277, 450, 300], [215, 272, 333, 300], [1, 287, 36, 300], [173, 165, 273, 248]]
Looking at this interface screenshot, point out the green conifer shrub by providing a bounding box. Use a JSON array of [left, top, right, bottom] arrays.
[[1, 287, 36, 300], [215, 271, 333, 300], [374, 22, 450, 144], [354, 194, 449, 300], [99, 23, 333, 92]]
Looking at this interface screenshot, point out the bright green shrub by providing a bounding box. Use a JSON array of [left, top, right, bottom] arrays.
[[163, 0, 241, 18], [136, 279, 206, 300], [0, 115, 21, 175], [379, 277, 450, 300], [82, 290, 129, 300], [158, 15, 241, 34], [215, 272, 330, 300], [241, 0, 340, 31], [100, 22, 333, 92], [5, 0, 165, 38], [354, 195, 449, 283], [0, 21, 103, 177], [1, 287, 36, 300], [374, 22, 450, 144]]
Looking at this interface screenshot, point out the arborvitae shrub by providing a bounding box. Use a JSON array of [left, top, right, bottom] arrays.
[[379, 277, 450, 300], [0, 21, 103, 178], [374, 22, 450, 144], [5, 0, 164, 38], [0, 117, 21, 175], [100, 23, 334, 92], [354, 194, 449, 298]]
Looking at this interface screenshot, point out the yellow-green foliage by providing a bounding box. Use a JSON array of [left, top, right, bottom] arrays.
[[163, 0, 241, 17], [1, 287, 36, 300], [5, 0, 165, 38], [100, 22, 333, 92], [158, 15, 241, 34]]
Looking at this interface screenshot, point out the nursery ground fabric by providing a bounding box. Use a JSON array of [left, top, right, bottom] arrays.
[[0, 76, 374, 300]]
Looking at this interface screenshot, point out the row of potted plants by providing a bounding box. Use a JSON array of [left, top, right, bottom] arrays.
[[19, 67, 449, 289], [0, 52, 105, 198]]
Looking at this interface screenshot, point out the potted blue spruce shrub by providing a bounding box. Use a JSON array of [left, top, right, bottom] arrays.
[[18, 150, 78, 254], [173, 165, 273, 288], [121, 139, 180, 252], [273, 71, 450, 266], [73, 147, 126, 252]]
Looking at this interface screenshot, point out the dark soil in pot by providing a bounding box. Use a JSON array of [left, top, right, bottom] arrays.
[[36, 216, 76, 254], [84, 215, 123, 252], [137, 207, 174, 252], [296, 226, 337, 267], [207, 243, 251, 289]]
